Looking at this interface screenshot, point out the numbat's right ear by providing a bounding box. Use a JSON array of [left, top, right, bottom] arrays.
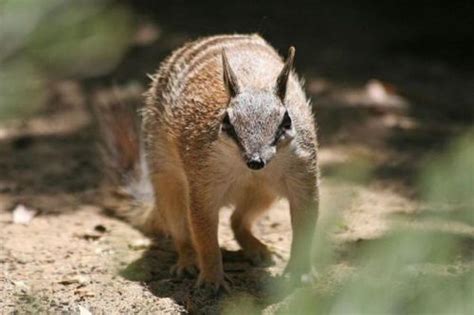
[[222, 49, 240, 98], [276, 46, 296, 102]]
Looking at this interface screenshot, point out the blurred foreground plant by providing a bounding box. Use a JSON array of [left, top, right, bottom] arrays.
[[0, 0, 134, 120], [282, 131, 473, 314]]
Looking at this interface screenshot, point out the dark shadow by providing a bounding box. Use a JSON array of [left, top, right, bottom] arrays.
[[111, 0, 474, 119], [0, 122, 101, 214], [120, 238, 286, 314]]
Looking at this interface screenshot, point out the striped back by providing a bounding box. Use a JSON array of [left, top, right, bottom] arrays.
[[149, 34, 284, 109]]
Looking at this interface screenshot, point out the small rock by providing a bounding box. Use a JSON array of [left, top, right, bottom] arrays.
[[94, 247, 104, 254], [94, 224, 107, 233], [12, 204, 38, 225], [74, 231, 103, 241], [75, 288, 95, 298]]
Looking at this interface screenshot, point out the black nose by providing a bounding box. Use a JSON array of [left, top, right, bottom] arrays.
[[247, 157, 265, 170]]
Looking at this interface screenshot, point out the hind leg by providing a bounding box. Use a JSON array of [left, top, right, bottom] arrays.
[[150, 169, 197, 277], [231, 187, 276, 266]]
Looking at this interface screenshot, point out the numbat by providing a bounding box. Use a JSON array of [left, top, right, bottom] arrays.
[[95, 34, 319, 293]]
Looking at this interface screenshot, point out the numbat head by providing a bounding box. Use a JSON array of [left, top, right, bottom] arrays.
[[220, 47, 296, 170]]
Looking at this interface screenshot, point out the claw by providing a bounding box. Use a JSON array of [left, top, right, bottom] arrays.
[[169, 262, 198, 278], [224, 273, 233, 285], [195, 273, 231, 296]]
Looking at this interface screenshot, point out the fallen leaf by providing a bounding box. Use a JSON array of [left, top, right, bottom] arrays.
[[12, 280, 29, 292], [78, 305, 92, 315], [365, 79, 408, 110], [128, 238, 151, 250], [366, 79, 391, 103], [12, 204, 38, 225], [133, 22, 160, 45], [59, 275, 89, 285]]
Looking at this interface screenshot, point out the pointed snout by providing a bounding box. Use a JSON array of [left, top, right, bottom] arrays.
[[246, 156, 266, 170]]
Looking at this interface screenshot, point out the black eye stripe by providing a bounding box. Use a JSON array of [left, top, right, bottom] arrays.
[[222, 114, 243, 148], [223, 123, 239, 142]]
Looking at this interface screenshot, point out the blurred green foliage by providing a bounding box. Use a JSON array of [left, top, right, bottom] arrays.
[[0, 0, 134, 120], [421, 131, 474, 225], [0, 61, 45, 119]]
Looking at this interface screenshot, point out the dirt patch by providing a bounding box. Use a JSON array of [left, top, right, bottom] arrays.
[[1, 92, 471, 313]]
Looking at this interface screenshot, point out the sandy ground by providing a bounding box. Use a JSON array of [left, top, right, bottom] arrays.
[[1, 72, 472, 314]]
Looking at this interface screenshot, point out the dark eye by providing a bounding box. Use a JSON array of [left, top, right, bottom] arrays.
[[222, 113, 239, 142], [222, 113, 232, 130], [274, 111, 292, 144], [281, 111, 292, 130]]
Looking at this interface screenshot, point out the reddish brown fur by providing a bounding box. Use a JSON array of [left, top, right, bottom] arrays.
[[141, 34, 319, 291]]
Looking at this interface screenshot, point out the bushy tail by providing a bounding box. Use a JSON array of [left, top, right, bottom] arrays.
[[92, 84, 155, 231]]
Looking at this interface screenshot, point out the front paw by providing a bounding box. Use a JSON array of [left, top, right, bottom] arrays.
[[282, 262, 317, 287]]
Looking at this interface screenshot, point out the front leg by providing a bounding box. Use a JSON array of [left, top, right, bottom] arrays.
[[188, 192, 229, 294], [284, 171, 319, 284]]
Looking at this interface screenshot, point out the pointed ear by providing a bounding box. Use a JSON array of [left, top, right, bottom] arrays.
[[276, 46, 296, 101], [222, 49, 239, 98]]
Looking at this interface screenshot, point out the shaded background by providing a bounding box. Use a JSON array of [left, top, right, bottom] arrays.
[[114, 0, 474, 120]]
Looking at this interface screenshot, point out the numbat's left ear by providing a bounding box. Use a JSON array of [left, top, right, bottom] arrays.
[[276, 46, 296, 102], [222, 49, 240, 98]]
